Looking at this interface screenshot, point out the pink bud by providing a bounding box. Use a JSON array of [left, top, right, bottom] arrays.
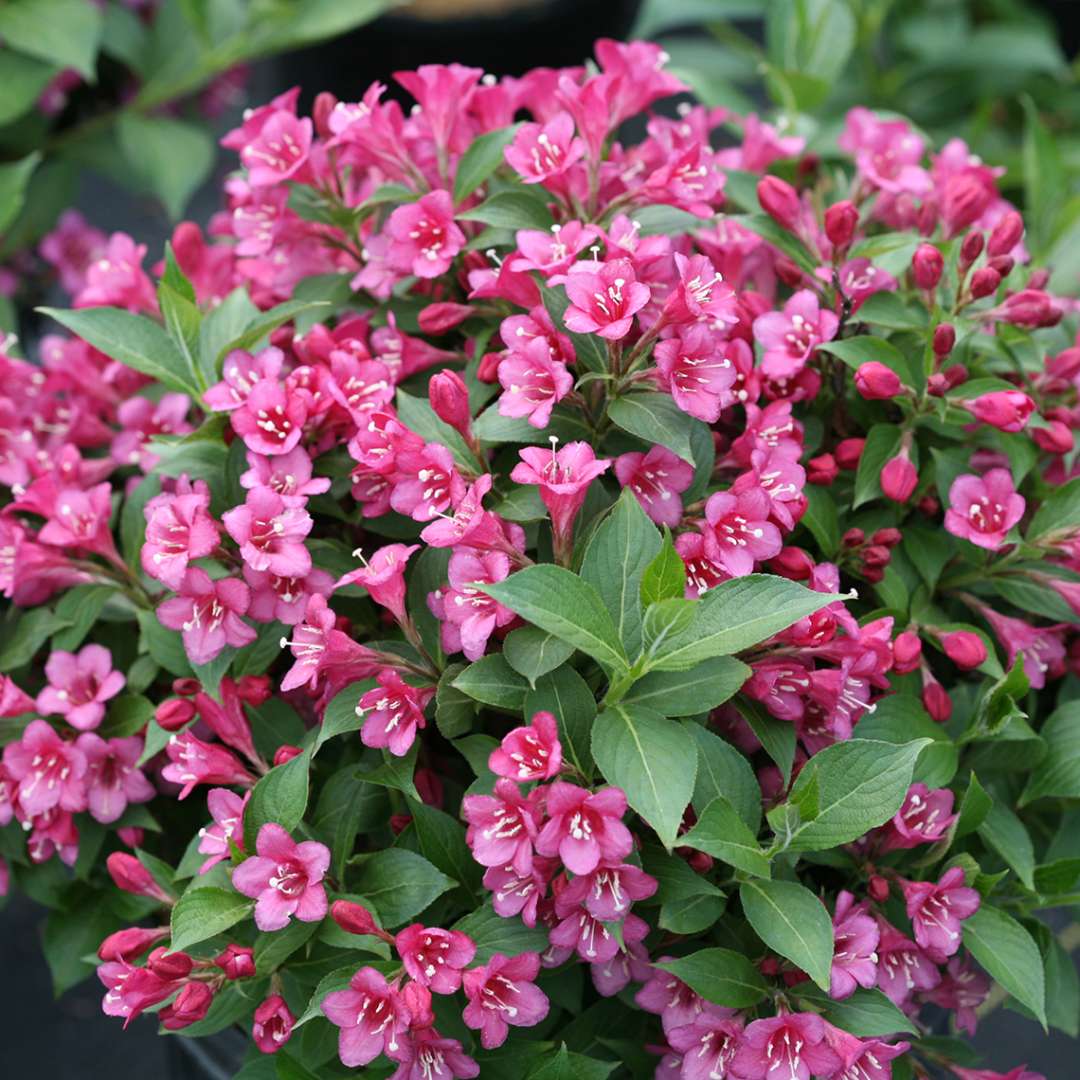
[[988, 255, 1014, 278], [97, 926, 169, 963], [806, 453, 838, 485], [1028, 267, 1051, 290], [428, 369, 472, 437], [330, 899, 383, 937], [757, 176, 801, 231], [854, 361, 903, 400], [841, 528, 865, 549], [172, 678, 201, 697], [943, 364, 968, 389], [1002, 288, 1061, 328], [146, 947, 194, 981], [824, 200, 858, 251], [1033, 419, 1074, 455], [273, 745, 303, 766], [959, 230, 985, 270], [942, 174, 995, 235], [881, 451, 918, 503], [106, 853, 172, 903], [927, 373, 949, 397], [768, 546, 815, 580], [253, 995, 294, 1054], [1046, 346, 1080, 381], [988, 210, 1024, 257], [312, 92, 339, 138], [868, 875, 890, 902], [940, 630, 987, 671], [963, 390, 1035, 433], [893, 631, 923, 674], [969, 266, 1001, 299], [861, 544, 891, 569], [215, 943, 257, 980], [912, 243, 944, 290], [932, 323, 955, 358], [236, 675, 273, 707], [418, 302, 473, 335], [476, 350, 502, 383], [160, 981, 214, 1031], [117, 826, 144, 849], [922, 677, 953, 723], [155, 698, 196, 732], [835, 438, 865, 470], [873, 527, 902, 548], [774, 255, 804, 287]]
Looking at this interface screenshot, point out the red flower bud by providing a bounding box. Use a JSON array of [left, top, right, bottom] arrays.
[[330, 900, 382, 937], [854, 361, 903, 400], [106, 853, 171, 902], [963, 390, 1035, 433], [861, 544, 892, 569], [1033, 419, 1074, 455], [236, 675, 272, 707], [97, 926, 169, 963], [160, 981, 214, 1031], [1047, 347, 1080, 382], [841, 528, 865, 549], [146, 946, 194, 981], [892, 631, 923, 674], [932, 323, 955, 358], [1002, 288, 1061, 328], [806, 453, 838, 486], [969, 266, 1001, 299], [943, 364, 968, 389], [686, 851, 714, 874], [768, 546, 815, 580], [940, 630, 988, 671], [835, 438, 865, 470], [824, 200, 858, 251], [155, 698, 196, 732], [273, 745, 303, 766], [881, 451, 918, 503], [757, 176, 801, 231], [253, 995, 294, 1055], [922, 677, 953, 723], [868, 875, 890, 903], [927, 373, 949, 397], [959, 230, 985, 270], [389, 813, 412, 835], [774, 255, 804, 288], [117, 826, 144, 849], [988, 210, 1024, 257], [214, 943, 256, 980], [172, 678, 201, 697], [414, 767, 444, 808], [988, 255, 1014, 278], [872, 528, 902, 548], [476, 350, 502, 383], [918, 495, 940, 516], [912, 243, 944, 290], [428, 369, 472, 437], [418, 302, 473, 335], [1028, 268, 1050, 290], [942, 174, 995, 235]]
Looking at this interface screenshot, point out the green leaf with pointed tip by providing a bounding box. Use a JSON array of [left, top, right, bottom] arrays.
[[740, 878, 834, 991], [793, 986, 918, 1037], [453, 653, 530, 711], [977, 800, 1035, 889], [623, 657, 749, 717], [962, 904, 1046, 1028], [452, 123, 520, 204], [524, 665, 597, 779], [244, 749, 312, 851], [640, 530, 687, 605], [503, 627, 576, 686], [1021, 702, 1080, 804], [680, 796, 770, 877], [655, 948, 768, 1008], [170, 887, 252, 953], [608, 392, 700, 464]]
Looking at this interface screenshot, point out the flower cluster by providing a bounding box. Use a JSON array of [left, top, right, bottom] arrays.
[[1, 38, 1076, 1080]]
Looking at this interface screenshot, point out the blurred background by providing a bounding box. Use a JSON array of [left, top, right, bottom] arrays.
[[1, 0, 1079, 1075]]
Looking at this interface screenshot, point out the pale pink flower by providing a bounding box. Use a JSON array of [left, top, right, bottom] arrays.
[[157, 568, 257, 665], [232, 823, 330, 932], [36, 644, 125, 731], [945, 469, 1025, 549]]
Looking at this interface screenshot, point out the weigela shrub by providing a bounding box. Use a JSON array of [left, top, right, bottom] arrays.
[[2, 38, 1079, 1080]]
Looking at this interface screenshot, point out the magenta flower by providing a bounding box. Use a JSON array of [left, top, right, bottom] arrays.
[[396, 62, 482, 153], [961, 390, 1035, 433], [239, 109, 312, 185], [419, 475, 506, 550], [231, 379, 307, 456], [635, 959, 705, 1035], [830, 889, 880, 1000], [462, 951, 550, 1049], [663, 253, 737, 326], [511, 440, 611, 550], [823, 1027, 911, 1080], [197, 787, 249, 873], [839, 107, 931, 197], [395, 923, 476, 994], [387, 1027, 479, 1080], [232, 823, 330, 932], [98, 961, 179, 1028], [2, 720, 87, 817], [74, 232, 157, 312], [703, 485, 782, 577], [36, 644, 125, 732], [387, 190, 465, 279], [338, 543, 419, 623], [432, 548, 517, 661], [675, 531, 730, 598], [944, 469, 1025, 550], [925, 958, 990, 1036], [535, 782, 632, 875], [590, 934, 651, 998], [161, 731, 254, 801], [322, 966, 411, 1067], [462, 778, 540, 876], [564, 258, 650, 340], [549, 902, 637, 964], [38, 482, 122, 565], [223, 488, 313, 578], [240, 446, 331, 506], [875, 922, 941, 1005], [75, 733, 154, 824], [157, 568, 257, 666], [497, 337, 574, 429], [390, 442, 465, 521], [615, 445, 694, 527], [753, 289, 839, 380], [558, 861, 658, 922], [203, 347, 285, 412], [357, 670, 435, 757], [902, 867, 980, 960], [666, 1007, 743, 1080], [488, 710, 563, 782], [504, 112, 584, 185], [509, 222, 600, 276], [731, 1012, 840, 1080], [279, 594, 383, 695], [880, 783, 956, 851], [244, 565, 334, 626], [252, 993, 295, 1054], [654, 326, 740, 423], [973, 605, 1064, 690], [141, 485, 220, 590]]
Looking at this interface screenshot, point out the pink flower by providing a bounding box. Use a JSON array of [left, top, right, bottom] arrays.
[[391, 442, 465, 521], [484, 859, 552, 925], [654, 327, 741, 423], [36, 644, 125, 731], [395, 62, 482, 154], [901, 867, 980, 960], [510, 440, 611, 548], [431, 547, 519, 660], [564, 259, 651, 340], [535, 782, 632, 875], [703, 486, 782, 577], [550, 903, 647, 965], [666, 1007, 744, 1080], [203, 347, 285, 412], [558, 861, 658, 921], [875, 922, 941, 1004], [322, 966, 411, 1067], [141, 485, 220, 590], [75, 733, 154, 824], [419, 475, 506, 550], [462, 952, 550, 1049], [159, 981, 215, 1031], [509, 222, 600, 276], [830, 890, 880, 1000], [663, 253, 738, 326], [924, 958, 990, 1036], [880, 784, 956, 851], [39, 209, 106, 295], [38, 482, 122, 565], [223, 488, 313, 577], [753, 290, 839, 379], [822, 1027, 911, 1080], [961, 390, 1035, 433], [463, 778, 540, 876], [974, 605, 1064, 690], [944, 469, 1025, 550], [0, 676, 35, 718], [387, 1028, 479, 1080], [675, 531, 730, 598], [488, 710, 563, 782], [387, 190, 465, 279], [279, 594, 382, 694], [197, 788, 250, 872], [252, 993, 295, 1054], [2, 720, 87, 817], [338, 543, 419, 622], [232, 823, 330, 932], [497, 337, 574, 429], [615, 445, 694, 527], [239, 109, 312, 186], [731, 1012, 840, 1080], [504, 112, 584, 184], [98, 961, 179, 1027], [161, 731, 254, 801], [231, 379, 307, 456], [244, 565, 334, 625], [635, 959, 705, 1034], [74, 232, 157, 312], [157, 568, 257, 666], [240, 446, 331, 506], [395, 923, 476, 994], [357, 670, 435, 757], [839, 107, 931, 197]]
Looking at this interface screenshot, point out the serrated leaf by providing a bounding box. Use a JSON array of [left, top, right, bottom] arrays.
[[962, 904, 1046, 1028], [740, 878, 834, 991], [680, 796, 771, 877], [655, 948, 768, 1008], [170, 887, 252, 952]]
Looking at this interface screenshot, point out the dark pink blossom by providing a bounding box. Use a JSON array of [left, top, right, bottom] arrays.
[[703, 485, 782, 577], [232, 823, 330, 932], [75, 733, 154, 824], [822, 1026, 911, 1080], [961, 390, 1035, 433], [157, 568, 257, 665], [322, 966, 412, 1066], [488, 710, 563, 782], [535, 782, 632, 875], [558, 861, 658, 921], [875, 921, 941, 1004], [901, 867, 980, 960], [504, 112, 584, 184], [244, 564, 334, 625], [2, 720, 87, 817], [338, 543, 419, 622], [654, 326, 740, 423], [972, 604, 1065, 690], [74, 232, 157, 312], [615, 445, 694, 527], [161, 731, 254, 801], [662, 252, 737, 326], [387, 1027, 479, 1080], [924, 958, 990, 1036], [36, 644, 125, 732], [564, 259, 651, 340], [497, 337, 574, 429], [387, 190, 465, 279], [391, 442, 465, 521], [141, 482, 220, 589], [38, 483, 123, 566], [462, 951, 550, 1049], [944, 469, 1025, 550], [231, 379, 307, 456], [880, 783, 956, 851], [753, 289, 839, 380], [830, 890, 880, 1000], [635, 959, 706, 1035], [395, 923, 476, 994], [430, 548, 517, 661], [197, 788, 249, 872], [731, 1012, 840, 1080], [252, 994, 295, 1054], [509, 222, 600, 276], [419, 475, 507, 551], [462, 778, 540, 876], [203, 347, 285, 412], [240, 446, 331, 506], [666, 1007, 743, 1080], [357, 670, 435, 757], [223, 487, 313, 578], [483, 857, 556, 926]]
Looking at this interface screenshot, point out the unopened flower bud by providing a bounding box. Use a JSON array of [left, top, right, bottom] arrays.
[[686, 851, 714, 874], [215, 943, 257, 980], [147, 947, 194, 981], [963, 390, 1035, 433], [106, 853, 172, 903], [835, 438, 865, 470], [769, 546, 815, 580], [988, 255, 1014, 278], [959, 230, 984, 270], [912, 243, 944, 290], [807, 453, 838, 486], [1028, 268, 1050, 290], [861, 544, 892, 569], [932, 323, 955, 358], [969, 266, 1001, 299], [881, 450, 918, 503], [757, 176, 801, 231], [97, 926, 169, 963], [1033, 419, 1074, 455], [429, 369, 472, 437], [774, 255, 804, 288], [236, 675, 272, 707], [418, 302, 473, 335], [918, 495, 940, 516], [893, 631, 923, 674], [117, 826, 144, 849], [927, 373, 949, 397], [868, 875, 890, 902], [172, 678, 201, 697], [476, 350, 502, 383], [939, 630, 988, 670], [854, 361, 903, 400], [273, 744, 303, 766], [160, 981, 214, 1031], [1002, 288, 1061, 328], [253, 995, 294, 1054], [872, 528, 902, 548], [1047, 346, 1080, 382], [330, 900, 382, 937], [312, 92, 339, 138], [841, 528, 865, 549], [988, 210, 1024, 257], [156, 698, 196, 731], [824, 200, 858, 251], [922, 677, 953, 723]]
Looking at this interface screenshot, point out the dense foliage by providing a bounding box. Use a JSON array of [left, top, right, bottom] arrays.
[[2, 34, 1080, 1080]]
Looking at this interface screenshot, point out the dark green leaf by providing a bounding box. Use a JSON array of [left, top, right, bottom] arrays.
[[655, 948, 768, 1008], [740, 878, 834, 991], [170, 887, 252, 952], [962, 904, 1046, 1027]]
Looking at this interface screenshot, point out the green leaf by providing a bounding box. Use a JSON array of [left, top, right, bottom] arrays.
[[480, 566, 629, 674], [254, 918, 320, 975], [977, 800, 1035, 889], [800, 486, 840, 558], [0, 52, 58, 126], [452, 653, 530, 711], [591, 704, 697, 850], [453, 123, 520, 204], [962, 904, 1046, 1028], [118, 114, 215, 221], [648, 574, 841, 671], [855, 292, 928, 332], [608, 392, 700, 465], [434, 663, 475, 739], [1045, 934, 1080, 1037], [793, 986, 918, 1037], [740, 878, 834, 991], [0, 152, 41, 234], [729, 213, 818, 274], [768, 738, 930, 852], [539, 278, 609, 376], [640, 531, 687, 605], [170, 887, 252, 952], [686, 722, 760, 830], [655, 948, 768, 1008], [581, 488, 661, 657], [503, 627, 576, 687], [0, 609, 70, 670], [819, 335, 921, 391], [854, 695, 958, 788], [1022, 95, 1066, 258], [524, 665, 598, 779], [680, 796, 771, 878], [51, 585, 113, 652], [214, 299, 330, 375], [244, 749, 312, 851], [1022, 703, 1080, 804], [458, 189, 554, 230], [766, 0, 856, 88], [198, 287, 260, 381], [623, 657, 749, 716], [453, 902, 550, 964], [525, 1047, 616, 1080], [955, 774, 993, 839], [351, 849, 455, 927], [1028, 476, 1080, 545], [41, 887, 124, 995], [410, 801, 481, 900], [0, 0, 104, 78], [854, 424, 904, 508], [39, 306, 200, 399], [735, 697, 796, 785]]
